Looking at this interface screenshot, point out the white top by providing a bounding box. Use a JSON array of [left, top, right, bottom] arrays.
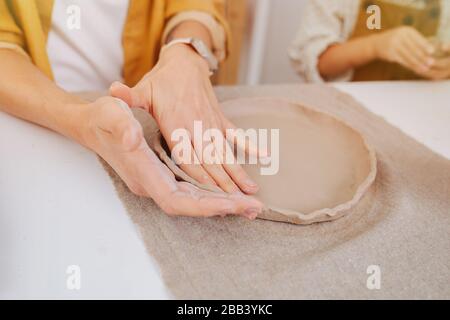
[[289, 0, 450, 83], [0, 5, 226, 92], [45, 1, 227, 92], [47, 0, 129, 92], [0, 3, 226, 92]]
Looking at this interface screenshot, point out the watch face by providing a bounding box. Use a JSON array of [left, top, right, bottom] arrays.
[[191, 38, 218, 72], [192, 39, 209, 57]]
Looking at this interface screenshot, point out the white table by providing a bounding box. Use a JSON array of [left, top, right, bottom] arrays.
[[0, 81, 449, 299]]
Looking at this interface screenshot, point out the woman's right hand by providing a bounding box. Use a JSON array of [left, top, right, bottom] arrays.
[[372, 26, 436, 75]]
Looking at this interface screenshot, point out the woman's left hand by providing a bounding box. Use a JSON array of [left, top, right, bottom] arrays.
[[110, 43, 259, 194]]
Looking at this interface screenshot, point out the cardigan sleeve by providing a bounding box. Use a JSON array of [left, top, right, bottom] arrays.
[[288, 0, 360, 83], [162, 10, 226, 61], [0, 0, 25, 48], [164, 0, 231, 59]]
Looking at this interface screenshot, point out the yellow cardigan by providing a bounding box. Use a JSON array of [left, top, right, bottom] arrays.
[[0, 0, 229, 86]]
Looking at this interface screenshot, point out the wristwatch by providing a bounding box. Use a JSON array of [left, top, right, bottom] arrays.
[[162, 37, 219, 75]]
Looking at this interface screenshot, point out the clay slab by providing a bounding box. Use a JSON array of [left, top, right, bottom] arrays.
[[154, 98, 377, 225]]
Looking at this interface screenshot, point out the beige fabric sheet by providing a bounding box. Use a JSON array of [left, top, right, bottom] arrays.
[[101, 84, 450, 299]]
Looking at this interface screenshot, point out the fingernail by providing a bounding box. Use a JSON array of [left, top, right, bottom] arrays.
[[248, 213, 257, 220], [245, 208, 260, 220], [244, 178, 258, 188], [110, 82, 120, 90], [245, 212, 258, 220]]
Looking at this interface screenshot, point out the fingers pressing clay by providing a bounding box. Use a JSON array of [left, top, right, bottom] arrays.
[[160, 123, 220, 190], [166, 98, 377, 225], [223, 118, 268, 158], [222, 161, 259, 195]]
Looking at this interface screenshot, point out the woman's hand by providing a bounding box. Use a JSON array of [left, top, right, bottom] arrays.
[[110, 43, 260, 194], [0, 44, 263, 219], [372, 26, 436, 75], [79, 96, 262, 219]]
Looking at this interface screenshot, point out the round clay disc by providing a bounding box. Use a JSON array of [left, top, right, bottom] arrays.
[[220, 98, 377, 224], [151, 98, 377, 225]]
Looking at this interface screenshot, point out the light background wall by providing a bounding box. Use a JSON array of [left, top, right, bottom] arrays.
[[238, 0, 308, 85]]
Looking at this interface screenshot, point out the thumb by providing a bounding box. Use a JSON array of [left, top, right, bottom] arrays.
[[93, 97, 144, 152], [109, 81, 152, 112]]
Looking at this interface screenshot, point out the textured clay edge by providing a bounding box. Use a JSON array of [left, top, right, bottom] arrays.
[[153, 97, 378, 225]]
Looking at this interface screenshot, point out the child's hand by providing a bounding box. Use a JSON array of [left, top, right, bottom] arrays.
[[419, 56, 450, 80], [416, 40, 450, 80], [372, 26, 436, 75]]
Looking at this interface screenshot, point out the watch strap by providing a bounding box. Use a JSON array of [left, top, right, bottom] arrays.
[[162, 37, 218, 75]]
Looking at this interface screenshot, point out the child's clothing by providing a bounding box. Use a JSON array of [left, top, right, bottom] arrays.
[[289, 0, 450, 82]]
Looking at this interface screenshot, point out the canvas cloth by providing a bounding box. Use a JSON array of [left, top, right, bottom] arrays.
[[100, 84, 450, 299]]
